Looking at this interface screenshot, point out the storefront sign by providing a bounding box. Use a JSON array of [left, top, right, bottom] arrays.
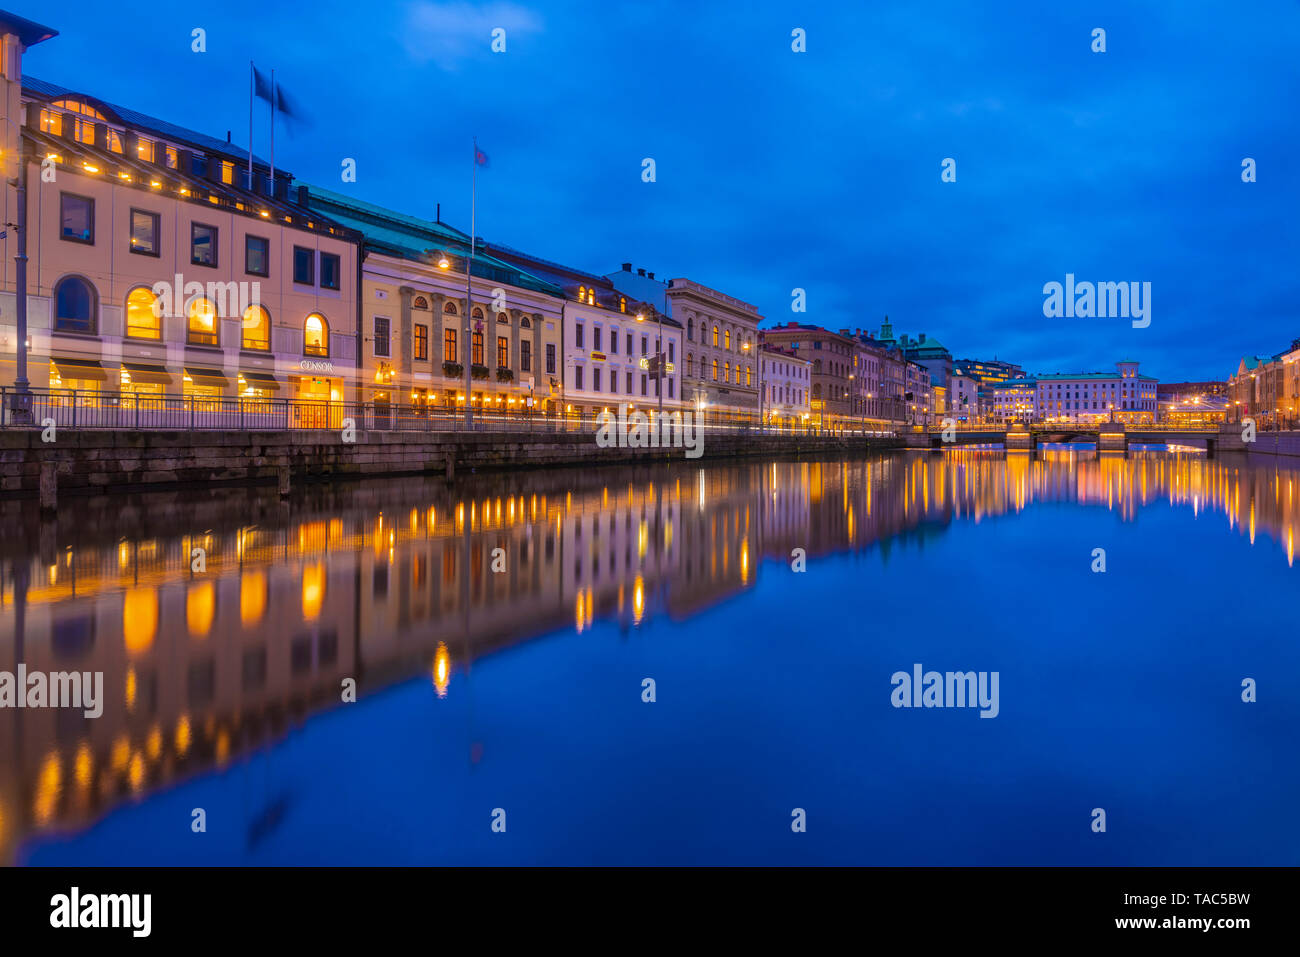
[[299, 359, 334, 373]]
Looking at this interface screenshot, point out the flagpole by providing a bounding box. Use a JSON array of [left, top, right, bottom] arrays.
[[464, 136, 476, 428], [247, 62, 254, 186], [270, 68, 276, 197]]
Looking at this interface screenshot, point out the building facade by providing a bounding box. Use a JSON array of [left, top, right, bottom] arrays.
[[759, 344, 811, 427], [988, 378, 1037, 423], [948, 374, 981, 422], [1, 22, 361, 415], [763, 323, 859, 428], [305, 188, 564, 416], [1035, 361, 1158, 424]]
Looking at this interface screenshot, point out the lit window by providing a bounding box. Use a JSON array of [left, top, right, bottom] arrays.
[[243, 305, 270, 351], [39, 108, 63, 136], [188, 297, 218, 346], [136, 137, 155, 163], [107, 129, 123, 153], [444, 328, 457, 363], [221, 161, 235, 185], [305, 313, 329, 356], [126, 287, 161, 339]]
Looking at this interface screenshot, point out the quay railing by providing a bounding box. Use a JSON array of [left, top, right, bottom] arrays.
[[0, 388, 898, 439]]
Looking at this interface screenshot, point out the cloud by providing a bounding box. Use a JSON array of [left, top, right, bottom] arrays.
[[402, 1, 543, 68]]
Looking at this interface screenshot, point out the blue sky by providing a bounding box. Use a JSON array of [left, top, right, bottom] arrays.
[[20, 0, 1299, 380]]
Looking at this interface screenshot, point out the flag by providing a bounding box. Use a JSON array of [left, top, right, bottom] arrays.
[[253, 66, 307, 129], [474, 146, 489, 168], [253, 65, 273, 102]]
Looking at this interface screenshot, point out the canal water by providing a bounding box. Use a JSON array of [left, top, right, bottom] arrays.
[[1, 449, 1296, 865]]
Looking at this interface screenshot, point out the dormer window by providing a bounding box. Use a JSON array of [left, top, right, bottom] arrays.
[[578, 285, 587, 303]]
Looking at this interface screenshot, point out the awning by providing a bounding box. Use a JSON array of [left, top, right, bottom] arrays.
[[238, 371, 281, 391], [52, 357, 108, 381], [184, 366, 229, 388], [121, 362, 174, 386]]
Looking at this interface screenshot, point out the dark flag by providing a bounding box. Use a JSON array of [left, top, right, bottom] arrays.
[[474, 146, 489, 168]]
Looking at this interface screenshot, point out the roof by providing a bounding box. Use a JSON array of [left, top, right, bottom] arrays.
[[1, 10, 56, 47], [1036, 372, 1158, 382], [25, 75, 269, 166], [305, 186, 563, 297]]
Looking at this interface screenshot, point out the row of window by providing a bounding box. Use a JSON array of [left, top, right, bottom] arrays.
[[54, 277, 330, 354], [683, 356, 753, 387], [374, 320, 556, 373], [59, 192, 340, 288], [684, 317, 753, 352], [571, 366, 676, 399], [573, 323, 675, 363]]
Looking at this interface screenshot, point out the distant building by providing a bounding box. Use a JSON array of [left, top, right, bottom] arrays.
[[1035, 361, 1158, 424], [763, 323, 858, 428], [988, 378, 1037, 423], [1228, 340, 1299, 428], [949, 374, 981, 421], [953, 358, 1024, 386]]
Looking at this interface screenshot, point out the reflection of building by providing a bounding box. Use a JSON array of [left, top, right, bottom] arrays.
[[4, 450, 1298, 862], [1, 17, 362, 406], [1035, 361, 1158, 424], [304, 188, 564, 416]]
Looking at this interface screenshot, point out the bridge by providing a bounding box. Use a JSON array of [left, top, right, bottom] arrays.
[[904, 423, 1240, 455]]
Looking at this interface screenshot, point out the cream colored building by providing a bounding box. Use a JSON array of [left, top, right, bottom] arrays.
[[0, 16, 361, 414]]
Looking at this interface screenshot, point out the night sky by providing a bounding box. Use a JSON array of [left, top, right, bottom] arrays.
[[19, 0, 1299, 381]]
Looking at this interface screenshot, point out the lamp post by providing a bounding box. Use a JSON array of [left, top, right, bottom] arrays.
[[7, 148, 33, 424]]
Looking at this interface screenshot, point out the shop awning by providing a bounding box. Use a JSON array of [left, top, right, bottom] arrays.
[[238, 371, 281, 391], [184, 366, 229, 388], [121, 362, 174, 386], [52, 357, 108, 381]]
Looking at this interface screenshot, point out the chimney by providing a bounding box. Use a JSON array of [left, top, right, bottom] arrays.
[[226, 130, 232, 144], [297, 184, 309, 206], [621, 262, 632, 272], [647, 271, 655, 280], [637, 268, 646, 277], [919, 333, 927, 343]]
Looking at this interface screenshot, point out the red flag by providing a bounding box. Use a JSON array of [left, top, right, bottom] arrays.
[[474, 147, 489, 168]]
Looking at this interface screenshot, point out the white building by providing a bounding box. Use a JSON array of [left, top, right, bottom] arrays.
[[948, 374, 981, 422], [1036, 361, 1158, 423], [759, 345, 811, 427], [988, 378, 1037, 423]]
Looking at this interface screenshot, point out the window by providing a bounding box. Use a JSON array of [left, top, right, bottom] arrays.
[[472, 331, 484, 365], [372, 317, 390, 357], [712, 358, 719, 381], [593, 368, 601, 392], [575, 323, 584, 348], [626, 333, 633, 354], [620, 297, 627, 313], [575, 366, 584, 390], [444, 300, 458, 316], [444, 328, 458, 363], [611, 369, 618, 394], [546, 343, 556, 374], [725, 330, 731, 350], [641, 374, 647, 395], [320, 252, 341, 290], [610, 330, 618, 355], [293, 246, 314, 285], [73, 116, 95, 144], [626, 371, 632, 393], [306, 314, 329, 356], [126, 287, 161, 339], [221, 161, 235, 185], [187, 297, 218, 346], [40, 108, 63, 136], [594, 327, 602, 352], [521, 340, 532, 372], [668, 342, 675, 362], [687, 318, 694, 341], [414, 324, 429, 361], [54, 277, 96, 334], [191, 223, 218, 266], [129, 209, 159, 256], [243, 305, 270, 351], [60, 193, 94, 244], [136, 137, 155, 163], [724, 362, 731, 383], [165, 145, 179, 169], [712, 326, 719, 347], [497, 336, 509, 368], [245, 235, 269, 276], [641, 336, 648, 355]]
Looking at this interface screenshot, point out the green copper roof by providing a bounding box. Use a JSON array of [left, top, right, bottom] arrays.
[[304, 186, 563, 298]]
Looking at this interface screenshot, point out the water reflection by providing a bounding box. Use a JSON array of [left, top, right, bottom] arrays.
[[0, 448, 1296, 862]]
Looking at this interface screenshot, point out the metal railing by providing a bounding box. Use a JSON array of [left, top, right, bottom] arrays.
[[0, 388, 898, 439]]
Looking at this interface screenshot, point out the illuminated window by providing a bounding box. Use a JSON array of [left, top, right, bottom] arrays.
[[414, 324, 428, 360], [126, 287, 161, 339], [724, 361, 730, 383], [578, 286, 586, 302], [444, 328, 457, 363], [472, 330, 484, 365], [242, 305, 270, 351], [443, 300, 458, 315], [52, 98, 107, 120], [725, 329, 731, 350], [497, 336, 508, 368], [587, 289, 595, 305], [712, 326, 719, 347], [73, 116, 95, 144], [712, 358, 719, 381], [107, 129, 123, 153], [188, 297, 218, 346], [472, 306, 484, 321], [305, 313, 329, 356], [620, 297, 627, 314], [221, 161, 235, 185], [39, 108, 63, 136], [136, 137, 155, 163], [165, 145, 179, 169]]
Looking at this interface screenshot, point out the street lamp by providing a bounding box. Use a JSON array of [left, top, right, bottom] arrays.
[[636, 309, 664, 428]]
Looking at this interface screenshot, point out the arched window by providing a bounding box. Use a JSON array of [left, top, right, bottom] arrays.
[[587, 289, 595, 305], [687, 318, 694, 341], [443, 300, 458, 315], [725, 329, 731, 350], [619, 297, 627, 314], [724, 361, 730, 382], [54, 276, 97, 334], [712, 358, 719, 381], [686, 354, 693, 377], [712, 325, 719, 347], [472, 306, 484, 320], [813, 359, 822, 374], [578, 286, 587, 302], [304, 314, 329, 356], [413, 296, 429, 310], [242, 305, 270, 351], [497, 312, 509, 324], [187, 296, 218, 346], [125, 286, 160, 339], [812, 383, 823, 399], [520, 316, 532, 328]]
